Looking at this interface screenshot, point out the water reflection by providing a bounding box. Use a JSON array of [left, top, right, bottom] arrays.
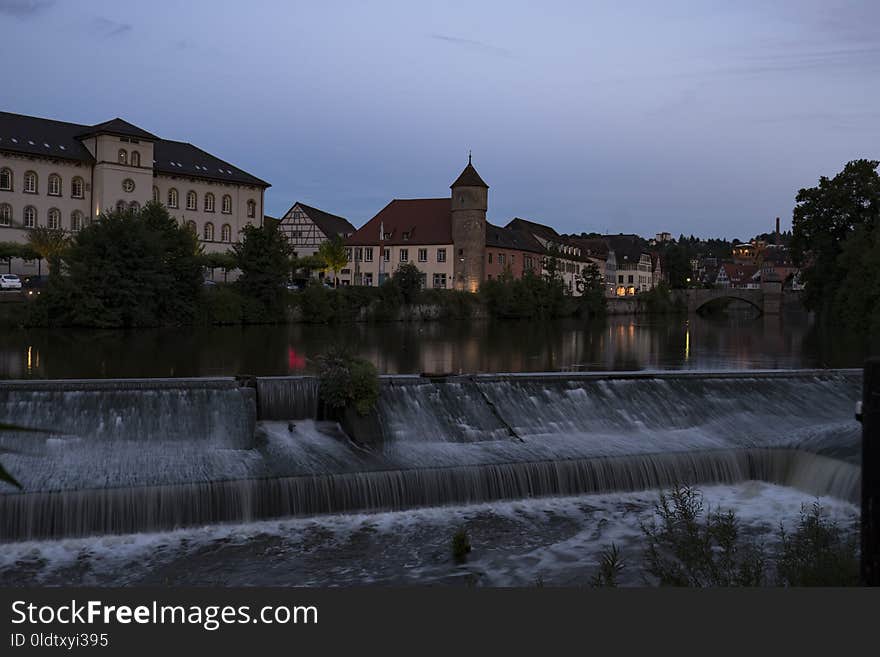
[[0, 312, 866, 379]]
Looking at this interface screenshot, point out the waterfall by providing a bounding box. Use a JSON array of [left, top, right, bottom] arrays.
[[0, 370, 863, 541]]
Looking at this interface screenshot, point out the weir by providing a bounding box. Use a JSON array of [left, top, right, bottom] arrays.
[[0, 370, 863, 540]]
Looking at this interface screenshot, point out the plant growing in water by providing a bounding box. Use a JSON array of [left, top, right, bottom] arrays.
[[452, 528, 472, 564], [315, 348, 380, 416]]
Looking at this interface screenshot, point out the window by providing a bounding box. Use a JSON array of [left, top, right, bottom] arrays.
[[122, 178, 135, 193], [0, 168, 11, 191], [24, 206, 36, 228], [247, 199, 256, 218], [72, 177, 84, 199], [221, 223, 232, 242], [47, 208, 60, 230], [186, 220, 197, 233], [118, 149, 128, 165], [131, 151, 140, 167], [186, 190, 197, 210], [432, 273, 447, 289], [48, 174, 61, 196], [24, 171, 37, 194], [0, 204, 10, 226], [345, 248, 353, 262], [129, 201, 140, 211], [618, 275, 624, 284], [168, 188, 179, 208], [364, 247, 373, 262], [354, 247, 363, 262], [437, 249, 446, 263], [418, 248, 427, 262], [204, 222, 215, 240], [152, 186, 159, 203], [116, 200, 127, 213], [205, 193, 215, 212], [71, 211, 82, 232], [488, 253, 493, 264], [383, 248, 390, 262], [364, 272, 373, 286], [498, 254, 506, 266], [628, 275, 634, 284], [222, 195, 232, 214], [399, 248, 408, 262]]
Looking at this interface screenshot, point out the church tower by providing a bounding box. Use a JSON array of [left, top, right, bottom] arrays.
[[450, 155, 488, 292]]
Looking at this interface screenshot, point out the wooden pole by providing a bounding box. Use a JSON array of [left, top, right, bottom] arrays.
[[862, 358, 880, 586]]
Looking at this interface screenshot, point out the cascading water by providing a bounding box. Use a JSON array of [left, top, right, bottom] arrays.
[[0, 370, 862, 540]]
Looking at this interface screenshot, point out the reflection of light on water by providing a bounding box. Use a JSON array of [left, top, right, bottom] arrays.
[[26, 346, 32, 373], [685, 323, 690, 361]]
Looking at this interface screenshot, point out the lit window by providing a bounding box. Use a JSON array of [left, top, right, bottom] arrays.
[[186, 190, 197, 210], [48, 174, 61, 196], [131, 151, 140, 167], [24, 206, 36, 228], [122, 178, 135, 193], [0, 203, 10, 226], [47, 208, 60, 230], [168, 188, 179, 208], [204, 222, 214, 241], [118, 149, 128, 165], [205, 193, 215, 212], [222, 195, 232, 214], [72, 177, 84, 199], [0, 168, 11, 191], [247, 199, 256, 218], [24, 171, 37, 194], [221, 223, 232, 242]]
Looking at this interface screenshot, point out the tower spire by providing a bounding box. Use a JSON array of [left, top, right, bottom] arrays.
[[468, 150, 472, 165]]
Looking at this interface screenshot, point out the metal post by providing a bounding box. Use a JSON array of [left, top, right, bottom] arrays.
[[862, 358, 880, 586]]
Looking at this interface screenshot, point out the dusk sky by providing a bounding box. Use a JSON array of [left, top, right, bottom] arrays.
[[2, 0, 878, 239]]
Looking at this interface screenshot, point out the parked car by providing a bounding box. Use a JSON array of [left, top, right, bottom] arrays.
[[203, 279, 217, 287], [0, 274, 22, 290]]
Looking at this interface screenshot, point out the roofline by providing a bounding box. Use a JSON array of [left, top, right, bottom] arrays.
[[154, 168, 270, 188], [0, 146, 93, 165], [156, 139, 270, 187]]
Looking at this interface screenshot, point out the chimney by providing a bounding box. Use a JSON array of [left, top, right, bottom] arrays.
[[775, 216, 780, 237]]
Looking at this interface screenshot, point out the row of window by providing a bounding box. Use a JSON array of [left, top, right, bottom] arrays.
[[157, 187, 256, 217], [0, 168, 86, 199], [347, 247, 448, 264], [0, 203, 87, 231], [117, 149, 142, 167], [351, 272, 449, 289], [0, 203, 234, 242]]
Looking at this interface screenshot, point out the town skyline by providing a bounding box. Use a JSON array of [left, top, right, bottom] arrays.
[[2, 0, 878, 239]]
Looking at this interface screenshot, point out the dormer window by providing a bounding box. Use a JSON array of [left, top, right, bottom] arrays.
[[402, 231, 410, 240]]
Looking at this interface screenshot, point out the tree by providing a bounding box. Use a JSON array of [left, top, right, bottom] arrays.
[[316, 235, 349, 288], [0, 242, 22, 273], [46, 202, 203, 327], [200, 251, 237, 283], [791, 159, 880, 319], [234, 221, 293, 321], [392, 262, 423, 304], [26, 227, 69, 278], [660, 241, 691, 289]]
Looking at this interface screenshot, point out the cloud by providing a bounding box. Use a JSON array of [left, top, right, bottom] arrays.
[[93, 17, 133, 38], [0, 0, 54, 18], [429, 33, 513, 58]]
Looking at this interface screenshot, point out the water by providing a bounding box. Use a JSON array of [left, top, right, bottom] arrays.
[[0, 313, 869, 379], [0, 371, 862, 540], [0, 483, 859, 586]]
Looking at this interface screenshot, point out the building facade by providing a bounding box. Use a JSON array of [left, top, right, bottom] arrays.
[[277, 201, 355, 258], [0, 112, 269, 275]]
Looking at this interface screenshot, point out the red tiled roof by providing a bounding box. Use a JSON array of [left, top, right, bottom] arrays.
[[346, 198, 453, 246], [720, 263, 759, 283]]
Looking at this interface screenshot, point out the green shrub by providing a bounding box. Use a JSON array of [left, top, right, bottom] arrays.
[[202, 285, 243, 325], [316, 348, 380, 415], [298, 281, 336, 323], [590, 544, 624, 587], [776, 502, 860, 586]]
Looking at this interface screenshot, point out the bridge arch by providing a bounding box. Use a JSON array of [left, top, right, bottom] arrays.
[[689, 289, 764, 315]]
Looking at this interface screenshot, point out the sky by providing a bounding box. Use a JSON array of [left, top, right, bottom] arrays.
[[1, 0, 878, 240]]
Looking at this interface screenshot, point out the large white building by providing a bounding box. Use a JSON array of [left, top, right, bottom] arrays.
[[0, 111, 269, 276]]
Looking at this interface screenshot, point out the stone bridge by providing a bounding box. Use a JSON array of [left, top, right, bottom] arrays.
[[673, 280, 783, 315]]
